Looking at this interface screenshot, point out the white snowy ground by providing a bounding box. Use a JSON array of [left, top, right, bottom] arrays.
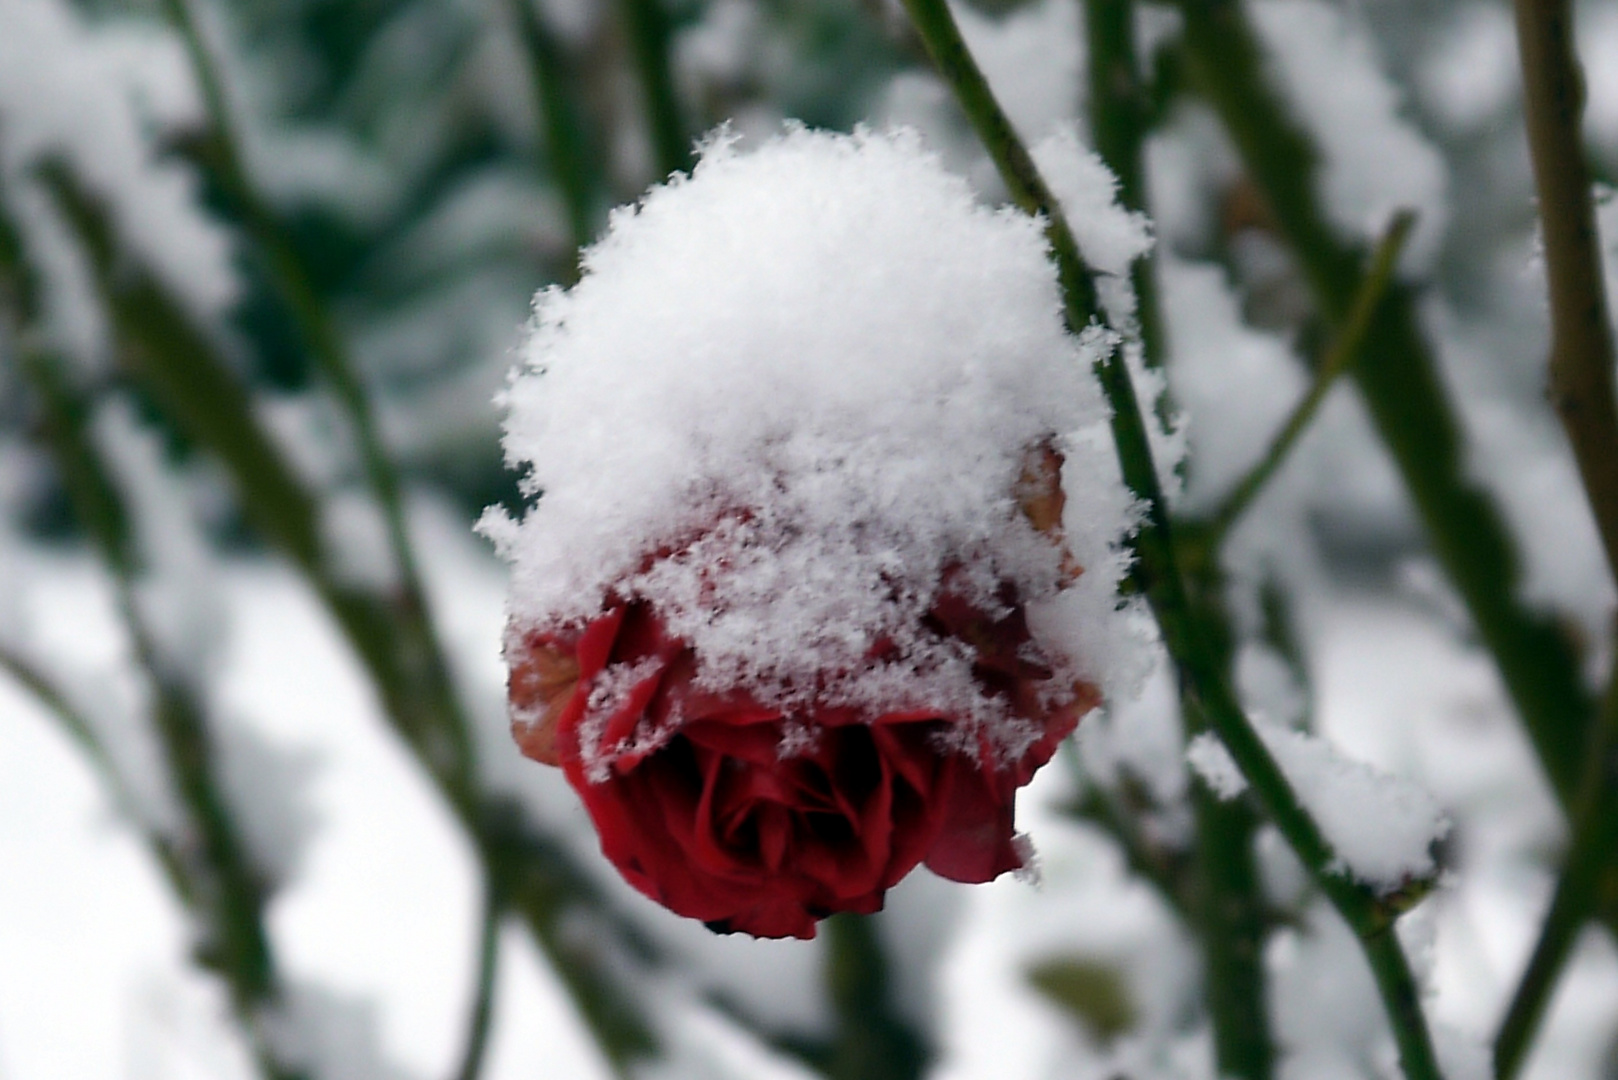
[[2, 513, 1617, 1079]]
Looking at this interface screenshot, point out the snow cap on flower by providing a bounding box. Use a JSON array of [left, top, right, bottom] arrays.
[[484, 123, 1143, 759]]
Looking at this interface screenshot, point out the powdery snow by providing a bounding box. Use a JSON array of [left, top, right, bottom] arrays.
[[1188, 719, 1448, 892], [485, 126, 1146, 760]]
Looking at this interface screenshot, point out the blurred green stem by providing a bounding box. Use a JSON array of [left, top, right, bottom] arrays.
[[616, 0, 692, 178], [505, 0, 603, 265], [1171, 0, 1597, 822], [1203, 210, 1415, 548], [0, 647, 108, 776], [1494, 675, 1618, 1079], [158, 0, 476, 799], [823, 914, 930, 1080], [16, 348, 300, 1080], [453, 883, 503, 1080], [40, 164, 656, 1074], [900, 2, 1444, 1076]]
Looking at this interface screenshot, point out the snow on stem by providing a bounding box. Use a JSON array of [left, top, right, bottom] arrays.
[[899, 1, 1446, 1078], [1170, 0, 1600, 824]]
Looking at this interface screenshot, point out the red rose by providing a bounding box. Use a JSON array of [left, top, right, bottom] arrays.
[[506, 447, 1098, 940]]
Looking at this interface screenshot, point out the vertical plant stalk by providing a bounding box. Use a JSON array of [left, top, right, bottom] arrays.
[[616, 0, 692, 178], [159, 0, 474, 797], [1492, 0, 1618, 1071], [1087, 1, 1269, 1073], [452, 884, 503, 1080], [505, 0, 603, 265], [1170, 0, 1597, 838], [822, 914, 931, 1080], [1513, 0, 1618, 584], [898, 2, 1445, 1077]]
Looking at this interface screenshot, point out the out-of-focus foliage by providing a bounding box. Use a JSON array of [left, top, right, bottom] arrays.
[[3, 0, 1618, 1078]]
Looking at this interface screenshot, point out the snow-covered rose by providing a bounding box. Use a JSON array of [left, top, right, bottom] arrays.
[[485, 126, 1144, 938]]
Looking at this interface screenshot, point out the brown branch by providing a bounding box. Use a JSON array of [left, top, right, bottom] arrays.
[[1514, 0, 1618, 584]]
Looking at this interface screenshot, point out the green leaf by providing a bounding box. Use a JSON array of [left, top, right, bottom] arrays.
[[1026, 957, 1138, 1042]]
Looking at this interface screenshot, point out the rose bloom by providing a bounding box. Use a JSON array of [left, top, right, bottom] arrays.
[[506, 449, 1100, 940]]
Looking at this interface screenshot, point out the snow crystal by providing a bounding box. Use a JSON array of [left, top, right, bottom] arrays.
[[0, 0, 238, 330], [1185, 731, 1247, 800], [487, 125, 1144, 749]]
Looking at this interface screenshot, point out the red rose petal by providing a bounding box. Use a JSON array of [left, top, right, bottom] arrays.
[[510, 530, 1100, 938]]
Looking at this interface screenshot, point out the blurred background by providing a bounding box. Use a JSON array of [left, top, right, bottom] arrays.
[[2, 0, 1618, 1076]]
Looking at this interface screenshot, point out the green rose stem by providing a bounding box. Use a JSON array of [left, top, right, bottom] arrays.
[[617, 0, 693, 179], [898, 2, 1445, 1078], [37, 164, 657, 1074], [1203, 210, 1416, 550], [1085, 3, 1271, 1075], [503, 0, 605, 271], [1512, 0, 1618, 584], [1493, 683, 1618, 1080], [1168, 0, 1600, 843], [823, 914, 931, 1080], [1179, 225, 1415, 1076], [1493, 0, 1618, 1070]]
